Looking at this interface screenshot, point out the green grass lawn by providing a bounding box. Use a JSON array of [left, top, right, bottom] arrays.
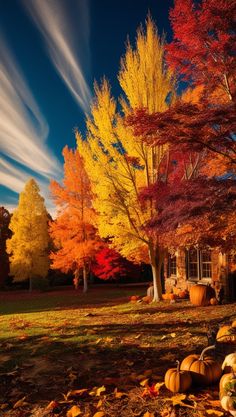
[[0, 287, 235, 417]]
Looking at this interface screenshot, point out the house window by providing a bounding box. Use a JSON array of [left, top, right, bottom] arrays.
[[187, 249, 212, 281], [168, 254, 177, 276]]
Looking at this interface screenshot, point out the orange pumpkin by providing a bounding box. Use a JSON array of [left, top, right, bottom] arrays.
[[168, 293, 177, 300], [180, 345, 221, 385], [178, 290, 189, 299], [190, 284, 215, 306], [130, 295, 140, 302], [162, 293, 169, 300], [165, 360, 192, 393], [210, 297, 218, 305]]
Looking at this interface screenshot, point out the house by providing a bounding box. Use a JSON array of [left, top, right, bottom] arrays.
[[164, 248, 236, 301]]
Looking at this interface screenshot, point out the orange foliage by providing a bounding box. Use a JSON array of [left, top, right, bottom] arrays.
[[49, 147, 101, 288]]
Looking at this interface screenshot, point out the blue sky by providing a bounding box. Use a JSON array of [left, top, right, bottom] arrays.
[[0, 0, 173, 215]]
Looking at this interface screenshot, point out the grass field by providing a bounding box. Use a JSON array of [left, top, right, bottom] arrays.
[[0, 286, 235, 416]]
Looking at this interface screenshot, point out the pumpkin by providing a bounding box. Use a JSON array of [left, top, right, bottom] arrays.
[[164, 360, 192, 393], [180, 345, 221, 385], [130, 295, 140, 302], [190, 284, 215, 306], [217, 326, 236, 344], [210, 297, 218, 305], [162, 293, 169, 300], [178, 290, 189, 299], [222, 353, 236, 373], [142, 295, 152, 304], [168, 293, 177, 301]]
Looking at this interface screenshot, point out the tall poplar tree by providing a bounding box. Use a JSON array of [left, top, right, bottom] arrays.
[[77, 17, 176, 301], [7, 179, 50, 290]]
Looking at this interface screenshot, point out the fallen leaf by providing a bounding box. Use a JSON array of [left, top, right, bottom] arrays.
[[207, 400, 221, 408], [161, 335, 166, 340], [90, 386, 106, 397], [66, 389, 88, 399], [134, 334, 142, 339], [96, 386, 106, 396], [46, 401, 58, 410], [170, 333, 176, 338], [0, 404, 8, 410], [206, 410, 224, 416], [140, 378, 149, 387], [143, 412, 155, 417], [170, 393, 186, 405], [93, 412, 105, 417], [114, 388, 126, 398], [67, 405, 82, 417], [96, 399, 103, 409], [13, 397, 28, 409]]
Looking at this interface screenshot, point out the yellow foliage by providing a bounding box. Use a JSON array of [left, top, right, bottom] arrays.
[[77, 17, 176, 273], [7, 179, 50, 283]]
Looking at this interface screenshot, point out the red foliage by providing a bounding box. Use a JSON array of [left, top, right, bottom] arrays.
[[167, 0, 236, 101], [91, 246, 143, 281], [127, 102, 236, 168], [139, 177, 236, 250]]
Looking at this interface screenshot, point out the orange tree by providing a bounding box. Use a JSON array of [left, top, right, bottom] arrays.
[[49, 146, 101, 292]]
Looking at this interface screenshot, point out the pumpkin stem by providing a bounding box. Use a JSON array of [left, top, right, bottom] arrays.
[[176, 360, 180, 372], [199, 344, 216, 360]]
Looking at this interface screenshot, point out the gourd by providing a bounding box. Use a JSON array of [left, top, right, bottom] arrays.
[[190, 284, 215, 307], [222, 353, 236, 373], [220, 370, 236, 416], [180, 345, 221, 385], [220, 371, 236, 393], [210, 297, 218, 305], [217, 325, 236, 344], [130, 295, 140, 303], [164, 360, 192, 393]]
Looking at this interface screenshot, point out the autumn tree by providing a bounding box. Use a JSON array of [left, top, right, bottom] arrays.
[[7, 179, 50, 290], [0, 207, 11, 288], [92, 247, 142, 282], [167, 0, 236, 102], [77, 17, 176, 301], [49, 146, 100, 293]]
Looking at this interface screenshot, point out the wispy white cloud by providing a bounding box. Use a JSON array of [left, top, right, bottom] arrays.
[[0, 38, 61, 213], [23, 0, 92, 113], [0, 39, 61, 179]]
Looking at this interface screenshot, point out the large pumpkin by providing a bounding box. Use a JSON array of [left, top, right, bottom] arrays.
[[180, 345, 221, 385], [217, 326, 236, 344], [190, 284, 215, 306], [164, 361, 192, 393]]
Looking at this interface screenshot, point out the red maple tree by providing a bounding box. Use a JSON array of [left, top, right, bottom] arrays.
[[167, 0, 235, 101]]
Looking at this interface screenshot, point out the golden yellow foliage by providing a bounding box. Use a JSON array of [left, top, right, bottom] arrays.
[[76, 18, 176, 301], [7, 179, 50, 286]]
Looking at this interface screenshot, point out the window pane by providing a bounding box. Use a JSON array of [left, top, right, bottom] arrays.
[[188, 249, 199, 279]]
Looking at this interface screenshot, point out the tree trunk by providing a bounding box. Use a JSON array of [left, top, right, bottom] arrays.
[[83, 266, 88, 293], [149, 243, 163, 302], [29, 276, 32, 292]]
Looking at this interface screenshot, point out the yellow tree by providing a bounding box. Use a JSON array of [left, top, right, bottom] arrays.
[[49, 146, 101, 293], [7, 179, 50, 290], [76, 17, 176, 301]]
